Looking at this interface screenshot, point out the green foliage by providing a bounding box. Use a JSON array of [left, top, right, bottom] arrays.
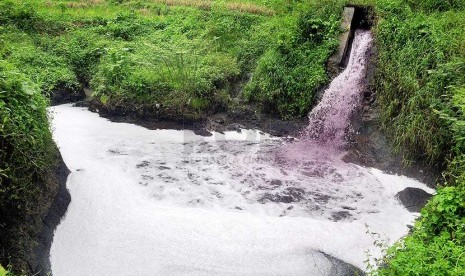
[[0, 0, 347, 119], [0, 264, 20, 276], [0, 60, 57, 271], [0, 1, 67, 34], [103, 12, 148, 40], [378, 186, 465, 275], [0, 26, 80, 97], [244, 3, 342, 117], [0, 2, 38, 31], [52, 30, 105, 85], [406, 0, 465, 12], [374, 3, 465, 165], [369, 1, 465, 274]]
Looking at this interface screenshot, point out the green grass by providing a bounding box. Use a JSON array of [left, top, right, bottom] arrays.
[[0, 59, 58, 272], [0, 0, 345, 118], [373, 1, 465, 166]]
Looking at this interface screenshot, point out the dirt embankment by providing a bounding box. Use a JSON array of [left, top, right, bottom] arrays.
[[86, 99, 309, 138], [0, 152, 70, 276], [342, 43, 437, 215], [31, 154, 71, 275]]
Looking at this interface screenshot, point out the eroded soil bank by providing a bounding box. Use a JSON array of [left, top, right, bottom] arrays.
[[0, 153, 70, 276], [86, 100, 309, 138], [345, 97, 440, 188], [31, 155, 71, 276]]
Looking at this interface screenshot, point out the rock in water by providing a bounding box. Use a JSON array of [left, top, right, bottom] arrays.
[[396, 187, 432, 212]]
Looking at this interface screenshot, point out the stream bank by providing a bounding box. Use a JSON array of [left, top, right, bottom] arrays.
[[31, 155, 71, 276], [343, 45, 441, 188], [86, 99, 308, 138], [0, 151, 70, 276]]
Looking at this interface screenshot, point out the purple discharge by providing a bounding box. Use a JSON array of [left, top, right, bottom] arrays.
[[275, 30, 373, 166]]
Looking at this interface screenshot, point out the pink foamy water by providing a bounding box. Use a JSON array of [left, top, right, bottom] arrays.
[[277, 30, 373, 165]]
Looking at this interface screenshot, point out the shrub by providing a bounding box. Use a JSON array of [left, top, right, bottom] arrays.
[[53, 30, 105, 85], [379, 186, 465, 275], [244, 7, 340, 118], [103, 12, 148, 40]]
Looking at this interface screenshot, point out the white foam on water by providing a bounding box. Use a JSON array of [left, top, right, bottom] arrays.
[[49, 104, 433, 276]]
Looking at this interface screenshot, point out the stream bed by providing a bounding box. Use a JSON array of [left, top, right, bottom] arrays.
[[48, 30, 433, 275]]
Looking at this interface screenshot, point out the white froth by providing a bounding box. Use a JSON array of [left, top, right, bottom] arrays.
[[49, 104, 433, 276]]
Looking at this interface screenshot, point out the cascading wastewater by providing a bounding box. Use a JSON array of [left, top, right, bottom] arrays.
[[49, 30, 433, 275]]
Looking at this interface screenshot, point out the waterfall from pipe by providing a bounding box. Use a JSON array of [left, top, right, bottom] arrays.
[[49, 29, 432, 276], [306, 29, 371, 146], [276, 29, 373, 167]]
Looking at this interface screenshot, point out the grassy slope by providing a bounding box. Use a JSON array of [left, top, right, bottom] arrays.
[[1, 0, 345, 120], [0, 60, 58, 271]]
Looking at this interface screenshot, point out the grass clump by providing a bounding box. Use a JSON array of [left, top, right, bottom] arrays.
[[244, 4, 341, 117]]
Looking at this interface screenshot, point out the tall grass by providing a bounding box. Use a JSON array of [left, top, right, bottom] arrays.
[[374, 5, 465, 167], [366, 1, 465, 274]]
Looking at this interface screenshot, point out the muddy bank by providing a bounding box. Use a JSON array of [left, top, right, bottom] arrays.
[[344, 99, 441, 188], [85, 100, 308, 138], [30, 155, 71, 276], [0, 151, 70, 275], [343, 94, 437, 211], [321, 252, 365, 276], [50, 83, 86, 106]]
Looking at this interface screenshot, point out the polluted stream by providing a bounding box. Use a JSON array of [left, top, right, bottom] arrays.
[[49, 30, 433, 275]]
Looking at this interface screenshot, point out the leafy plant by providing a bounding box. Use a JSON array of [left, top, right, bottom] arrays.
[[0, 60, 57, 272]]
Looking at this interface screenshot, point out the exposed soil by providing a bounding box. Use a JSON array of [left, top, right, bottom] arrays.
[[50, 83, 86, 106], [344, 101, 441, 188], [84, 99, 308, 138], [0, 152, 70, 276], [31, 156, 71, 276], [320, 252, 365, 276]]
